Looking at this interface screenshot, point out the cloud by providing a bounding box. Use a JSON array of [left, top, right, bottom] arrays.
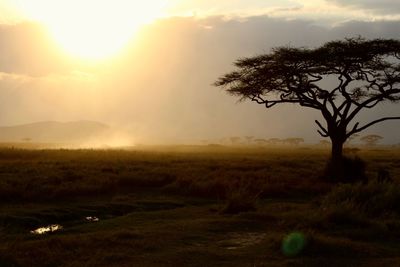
[[327, 0, 400, 15], [164, 0, 298, 16], [272, 5, 304, 13]]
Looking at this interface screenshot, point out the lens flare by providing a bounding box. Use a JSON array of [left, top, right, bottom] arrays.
[[282, 232, 307, 257]]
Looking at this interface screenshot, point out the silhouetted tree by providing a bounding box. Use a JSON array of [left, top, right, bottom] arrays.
[[268, 138, 281, 145], [360, 134, 383, 146], [254, 138, 268, 146], [230, 136, 241, 145], [200, 139, 209, 145], [215, 37, 400, 176], [283, 138, 304, 146], [319, 140, 331, 147], [244, 136, 254, 144], [219, 138, 229, 145]]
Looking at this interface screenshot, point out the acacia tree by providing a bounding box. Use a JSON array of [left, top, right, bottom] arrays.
[[283, 138, 304, 146], [215, 38, 400, 165], [245, 136, 254, 144], [360, 134, 383, 146]]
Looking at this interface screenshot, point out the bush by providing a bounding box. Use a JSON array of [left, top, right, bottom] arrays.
[[320, 201, 369, 227], [222, 178, 263, 214], [321, 181, 400, 219], [323, 156, 367, 183]]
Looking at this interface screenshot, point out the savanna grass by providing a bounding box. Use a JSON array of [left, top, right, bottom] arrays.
[[1, 146, 400, 266]]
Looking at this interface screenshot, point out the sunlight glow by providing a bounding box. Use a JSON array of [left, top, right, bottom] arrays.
[[15, 0, 167, 60]]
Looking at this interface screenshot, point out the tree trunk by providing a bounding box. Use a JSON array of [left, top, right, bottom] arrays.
[[326, 137, 367, 183], [324, 136, 346, 182], [331, 138, 344, 163]]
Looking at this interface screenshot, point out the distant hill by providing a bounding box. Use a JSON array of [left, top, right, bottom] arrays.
[[0, 121, 111, 144]]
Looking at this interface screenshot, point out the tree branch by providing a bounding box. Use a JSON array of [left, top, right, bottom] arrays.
[[346, 122, 359, 138], [250, 95, 266, 104], [347, 117, 400, 136], [315, 120, 329, 137], [345, 89, 400, 125], [317, 130, 329, 137]]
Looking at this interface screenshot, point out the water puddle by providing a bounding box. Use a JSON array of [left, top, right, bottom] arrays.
[[25, 200, 182, 235], [85, 216, 99, 222], [218, 232, 267, 250], [30, 224, 63, 235], [29, 216, 99, 235]]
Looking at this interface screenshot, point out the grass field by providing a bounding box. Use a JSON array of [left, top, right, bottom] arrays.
[[1, 145, 400, 266]]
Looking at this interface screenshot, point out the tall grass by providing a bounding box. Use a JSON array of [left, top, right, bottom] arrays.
[[321, 180, 400, 218], [0, 147, 398, 203], [1, 147, 400, 266]]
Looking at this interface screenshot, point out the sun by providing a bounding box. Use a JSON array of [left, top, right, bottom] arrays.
[[15, 0, 167, 60]]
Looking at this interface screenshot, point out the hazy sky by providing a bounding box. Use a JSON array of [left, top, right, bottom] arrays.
[[0, 1, 399, 144]]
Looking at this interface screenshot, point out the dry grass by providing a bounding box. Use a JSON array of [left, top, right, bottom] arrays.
[[0, 146, 400, 266]]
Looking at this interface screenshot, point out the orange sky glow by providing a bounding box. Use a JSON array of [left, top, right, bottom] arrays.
[[11, 0, 168, 60], [0, 0, 399, 145]]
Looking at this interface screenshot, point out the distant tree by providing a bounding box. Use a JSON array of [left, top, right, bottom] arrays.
[[21, 138, 31, 142], [215, 37, 400, 180], [360, 134, 383, 146], [283, 138, 304, 146], [268, 138, 281, 145], [230, 136, 241, 145], [244, 136, 254, 144], [254, 138, 268, 146], [219, 138, 229, 145], [200, 139, 209, 145], [319, 140, 331, 147]]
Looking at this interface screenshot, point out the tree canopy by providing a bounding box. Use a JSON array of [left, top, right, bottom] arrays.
[[215, 37, 400, 162]]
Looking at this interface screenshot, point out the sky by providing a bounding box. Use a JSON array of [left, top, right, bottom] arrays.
[[0, 0, 399, 145]]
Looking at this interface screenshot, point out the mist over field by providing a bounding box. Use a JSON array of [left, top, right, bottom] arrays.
[[0, 121, 136, 147]]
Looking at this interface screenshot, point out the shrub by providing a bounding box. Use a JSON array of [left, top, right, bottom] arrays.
[[320, 201, 369, 227], [222, 178, 263, 214], [321, 181, 400, 219], [322, 156, 367, 183]]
